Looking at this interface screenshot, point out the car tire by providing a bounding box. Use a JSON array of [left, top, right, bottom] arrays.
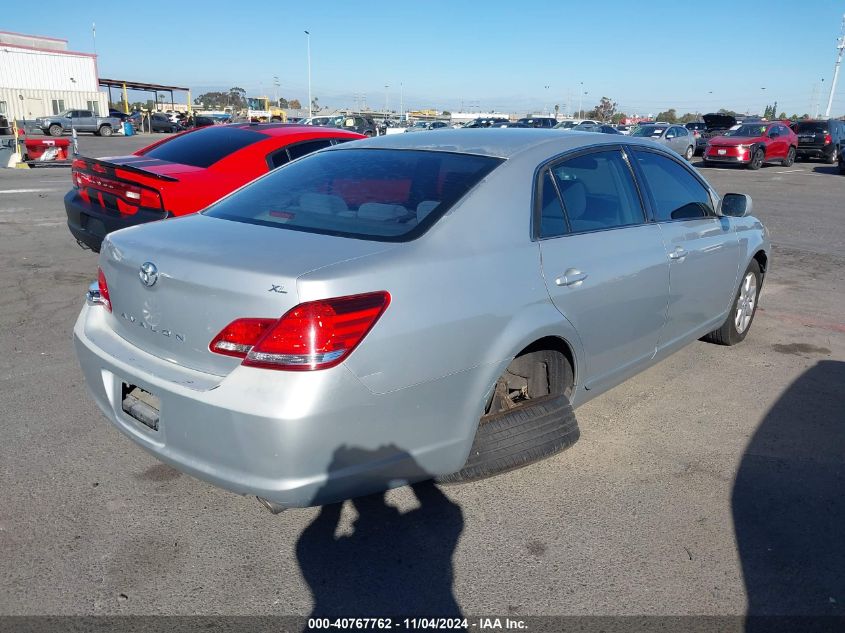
[[826, 147, 838, 164], [48, 124, 63, 137], [684, 145, 694, 161], [98, 125, 113, 137], [782, 147, 795, 167], [703, 260, 761, 346], [748, 148, 764, 170], [437, 349, 579, 484]]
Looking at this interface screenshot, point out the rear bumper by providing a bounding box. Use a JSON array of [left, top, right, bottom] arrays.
[[796, 145, 834, 159], [73, 303, 485, 508], [65, 190, 168, 252]]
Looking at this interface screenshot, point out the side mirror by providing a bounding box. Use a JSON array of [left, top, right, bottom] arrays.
[[720, 193, 752, 218]]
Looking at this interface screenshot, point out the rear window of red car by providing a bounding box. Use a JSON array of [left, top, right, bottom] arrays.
[[139, 125, 267, 168]]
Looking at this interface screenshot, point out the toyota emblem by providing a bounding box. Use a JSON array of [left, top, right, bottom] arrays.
[[139, 262, 159, 288]]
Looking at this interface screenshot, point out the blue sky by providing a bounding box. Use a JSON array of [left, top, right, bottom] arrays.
[[9, 0, 845, 116]]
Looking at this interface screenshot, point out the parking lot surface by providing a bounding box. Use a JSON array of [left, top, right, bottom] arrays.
[[0, 136, 843, 617]]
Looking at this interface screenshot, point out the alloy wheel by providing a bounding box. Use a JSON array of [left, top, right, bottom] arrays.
[[734, 272, 757, 334]]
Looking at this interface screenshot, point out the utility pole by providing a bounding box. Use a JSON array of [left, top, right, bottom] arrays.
[[304, 30, 312, 118], [400, 82, 404, 121], [578, 82, 583, 120], [384, 84, 389, 116], [824, 14, 845, 118]]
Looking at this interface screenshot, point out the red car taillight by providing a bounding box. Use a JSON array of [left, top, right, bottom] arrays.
[[210, 291, 391, 371], [73, 163, 163, 214], [824, 134, 832, 145], [97, 267, 111, 312]]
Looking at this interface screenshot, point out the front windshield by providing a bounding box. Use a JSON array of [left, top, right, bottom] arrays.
[[726, 124, 768, 137], [631, 126, 665, 138], [413, 122, 428, 128]]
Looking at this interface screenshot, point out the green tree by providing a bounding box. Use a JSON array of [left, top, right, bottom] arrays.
[[592, 96, 617, 122], [441, 110, 451, 116], [311, 97, 322, 113], [289, 99, 302, 110], [656, 108, 678, 123], [228, 87, 246, 109], [679, 112, 701, 123], [778, 112, 787, 120], [278, 97, 289, 108], [610, 112, 627, 124]]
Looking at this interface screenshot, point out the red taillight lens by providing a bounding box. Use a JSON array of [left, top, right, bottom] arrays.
[[824, 134, 832, 145], [209, 318, 276, 357], [210, 291, 391, 371], [98, 267, 111, 312]]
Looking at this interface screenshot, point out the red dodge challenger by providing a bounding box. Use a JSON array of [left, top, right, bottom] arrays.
[[65, 123, 365, 252]]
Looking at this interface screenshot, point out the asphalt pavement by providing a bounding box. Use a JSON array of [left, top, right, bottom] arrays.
[[0, 134, 843, 618]]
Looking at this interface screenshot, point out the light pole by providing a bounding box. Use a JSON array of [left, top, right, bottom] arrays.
[[400, 82, 404, 122], [304, 30, 312, 118], [578, 82, 584, 120], [273, 75, 280, 106], [384, 84, 389, 116]]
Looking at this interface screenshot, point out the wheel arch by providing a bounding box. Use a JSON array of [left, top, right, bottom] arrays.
[[479, 302, 586, 409]]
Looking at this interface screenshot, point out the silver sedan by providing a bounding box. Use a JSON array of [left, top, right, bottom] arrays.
[[74, 129, 769, 510], [631, 124, 696, 160]]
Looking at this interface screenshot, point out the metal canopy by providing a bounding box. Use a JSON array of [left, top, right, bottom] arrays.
[[98, 78, 190, 92], [98, 78, 192, 116]]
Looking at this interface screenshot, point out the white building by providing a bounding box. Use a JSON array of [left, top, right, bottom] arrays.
[[0, 31, 107, 122]]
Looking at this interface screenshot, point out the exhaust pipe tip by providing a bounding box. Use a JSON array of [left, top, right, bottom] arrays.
[[257, 496, 286, 514]]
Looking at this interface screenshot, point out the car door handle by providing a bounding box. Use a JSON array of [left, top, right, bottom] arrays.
[[669, 247, 688, 260], [555, 269, 588, 287]]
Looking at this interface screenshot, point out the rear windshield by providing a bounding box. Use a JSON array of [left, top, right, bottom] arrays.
[[631, 126, 665, 138], [140, 125, 266, 168], [204, 148, 503, 242], [793, 122, 827, 133]]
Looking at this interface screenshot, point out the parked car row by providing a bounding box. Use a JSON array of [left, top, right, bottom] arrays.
[[71, 127, 769, 510]]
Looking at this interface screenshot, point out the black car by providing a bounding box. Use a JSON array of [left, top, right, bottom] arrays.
[[463, 118, 509, 128], [331, 114, 378, 136], [791, 119, 844, 164], [149, 113, 181, 133], [517, 117, 557, 128], [697, 113, 737, 155], [839, 146, 845, 174]]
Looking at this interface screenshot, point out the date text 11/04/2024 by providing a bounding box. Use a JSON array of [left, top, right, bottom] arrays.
[[307, 618, 528, 630]]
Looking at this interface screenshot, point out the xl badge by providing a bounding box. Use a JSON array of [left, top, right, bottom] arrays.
[[268, 284, 287, 294], [139, 262, 158, 288]]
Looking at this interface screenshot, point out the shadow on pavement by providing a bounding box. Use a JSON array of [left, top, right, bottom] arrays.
[[733, 360, 845, 630], [296, 446, 464, 619]]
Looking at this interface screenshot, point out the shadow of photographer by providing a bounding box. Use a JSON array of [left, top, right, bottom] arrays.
[[296, 445, 464, 619], [733, 360, 845, 630]]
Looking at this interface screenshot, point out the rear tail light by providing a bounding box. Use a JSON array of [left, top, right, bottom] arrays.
[[824, 134, 832, 145], [210, 291, 391, 371], [73, 166, 163, 213], [97, 267, 111, 312]]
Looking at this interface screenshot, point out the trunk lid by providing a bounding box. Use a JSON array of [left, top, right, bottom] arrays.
[[72, 156, 202, 218], [100, 213, 395, 376]]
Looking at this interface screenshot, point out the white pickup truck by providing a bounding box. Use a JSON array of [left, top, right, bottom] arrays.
[[35, 110, 123, 137]]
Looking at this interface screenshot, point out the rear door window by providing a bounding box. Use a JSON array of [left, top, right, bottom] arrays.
[[548, 150, 645, 233], [205, 148, 503, 242], [632, 149, 714, 221], [141, 125, 267, 168]]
